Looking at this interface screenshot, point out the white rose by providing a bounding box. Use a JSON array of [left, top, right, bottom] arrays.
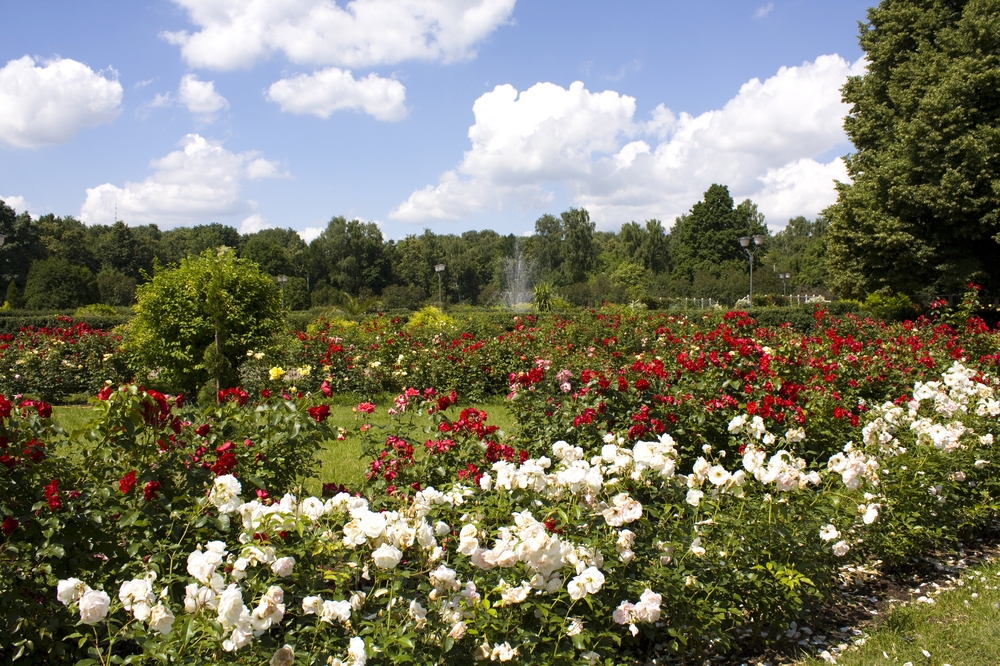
[[320, 599, 352, 624], [78, 588, 111, 625], [209, 475, 242, 514], [347, 636, 367, 666], [148, 603, 175, 635], [372, 543, 403, 569], [301, 497, 326, 520], [832, 540, 850, 557], [819, 524, 840, 542], [685, 489, 704, 507], [217, 584, 245, 628], [301, 595, 323, 615], [270, 645, 295, 666], [57, 578, 86, 605], [271, 556, 295, 577], [448, 621, 467, 640], [689, 537, 706, 557], [862, 504, 880, 525], [360, 512, 387, 540]]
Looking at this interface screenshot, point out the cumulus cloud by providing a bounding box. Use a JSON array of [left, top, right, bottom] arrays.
[[239, 213, 273, 234], [162, 0, 516, 70], [0, 195, 29, 214], [139, 74, 229, 122], [297, 226, 324, 243], [391, 54, 864, 228], [0, 55, 122, 148], [178, 73, 229, 121], [267, 67, 406, 121], [80, 134, 285, 227]]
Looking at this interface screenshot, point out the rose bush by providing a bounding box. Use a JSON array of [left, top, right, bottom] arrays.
[[4, 295, 1000, 663]]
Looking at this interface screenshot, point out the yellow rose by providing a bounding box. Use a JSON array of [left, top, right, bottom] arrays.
[[269, 367, 285, 381]]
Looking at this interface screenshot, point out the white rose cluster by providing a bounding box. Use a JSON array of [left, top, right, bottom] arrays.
[[612, 588, 662, 636], [57, 578, 111, 625], [118, 571, 175, 634], [827, 443, 881, 490]]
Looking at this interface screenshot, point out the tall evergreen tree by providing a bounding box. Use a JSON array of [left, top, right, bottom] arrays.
[[826, 0, 1000, 297], [668, 184, 767, 281]]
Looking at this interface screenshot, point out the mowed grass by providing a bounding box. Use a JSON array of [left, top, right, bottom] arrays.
[[52, 401, 516, 498], [304, 398, 516, 496], [800, 558, 1000, 666]]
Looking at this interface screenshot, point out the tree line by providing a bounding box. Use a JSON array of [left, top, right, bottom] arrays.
[[0, 184, 831, 312]]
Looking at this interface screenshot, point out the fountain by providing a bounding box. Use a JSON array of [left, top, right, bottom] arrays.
[[500, 241, 534, 310]]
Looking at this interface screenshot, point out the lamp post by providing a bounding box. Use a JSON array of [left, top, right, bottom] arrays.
[[434, 264, 446, 306], [738, 234, 766, 307], [778, 272, 791, 298], [276, 275, 288, 309]]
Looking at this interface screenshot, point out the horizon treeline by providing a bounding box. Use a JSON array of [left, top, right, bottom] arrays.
[[0, 184, 831, 311]]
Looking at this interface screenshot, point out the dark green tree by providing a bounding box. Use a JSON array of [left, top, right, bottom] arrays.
[[560, 208, 597, 284], [826, 0, 1000, 297], [0, 202, 48, 293], [23, 257, 98, 309], [307, 217, 391, 295], [668, 185, 768, 282]]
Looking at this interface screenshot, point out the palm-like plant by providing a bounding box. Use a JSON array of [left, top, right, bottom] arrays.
[[335, 292, 384, 316]]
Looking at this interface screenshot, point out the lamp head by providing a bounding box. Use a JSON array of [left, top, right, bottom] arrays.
[[0, 233, 6, 248], [752, 234, 766, 245], [435, 264, 446, 273], [738, 236, 751, 248]]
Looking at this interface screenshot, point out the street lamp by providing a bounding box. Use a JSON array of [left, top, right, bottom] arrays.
[[276, 275, 288, 309], [778, 272, 791, 298], [434, 264, 446, 306], [738, 234, 766, 307]]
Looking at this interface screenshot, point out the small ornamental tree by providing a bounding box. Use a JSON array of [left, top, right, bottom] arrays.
[[126, 248, 284, 398]]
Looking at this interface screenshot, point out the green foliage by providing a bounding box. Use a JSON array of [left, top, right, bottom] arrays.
[[669, 184, 768, 282], [125, 249, 284, 396], [23, 257, 98, 309], [863, 291, 918, 321], [533, 282, 554, 312], [406, 305, 455, 330], [95, 267, 136, 306], [827, 0, 1000, 297]]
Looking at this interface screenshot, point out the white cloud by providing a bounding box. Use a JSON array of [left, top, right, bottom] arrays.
[[391, 55, 864, 228], [1, 195, 29, 213], [298, 226, 324, 243], [80, 134, 285, 227], [178, 73, 229, 121], [140, 74, 229, 122], [240, 213, 273, 234], [0, 55, 122, 148], [163, 0, 516, 70], [755, 3, 775, 18], [267, 67, 407, 121]]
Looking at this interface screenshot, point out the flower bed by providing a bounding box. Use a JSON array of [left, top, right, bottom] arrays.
[[3, 301, 1000, 663]]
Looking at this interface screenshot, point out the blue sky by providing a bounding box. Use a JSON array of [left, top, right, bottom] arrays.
[[0, 0, 872, 240]]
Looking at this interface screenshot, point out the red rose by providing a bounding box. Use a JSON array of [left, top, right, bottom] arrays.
[[211, 451, 237, 476], [261, 389, 271, 398], [1, 516, 17, 536], [195, 423, 211, 437], [357, 402, 375, 414], [321, 380, 333, 397], [308, 405, 331, 422], [143, 481, 161, 502], [43, 479, 61, 510], [119, 470, 137, 494], [96, 386, 114, 401], [37, 402, 52, 419]]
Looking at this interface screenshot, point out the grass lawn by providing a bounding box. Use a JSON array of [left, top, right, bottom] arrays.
[[799, 556, 1000, 666], [304, 398, 516, 496], [54, 400, 517, 499]]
